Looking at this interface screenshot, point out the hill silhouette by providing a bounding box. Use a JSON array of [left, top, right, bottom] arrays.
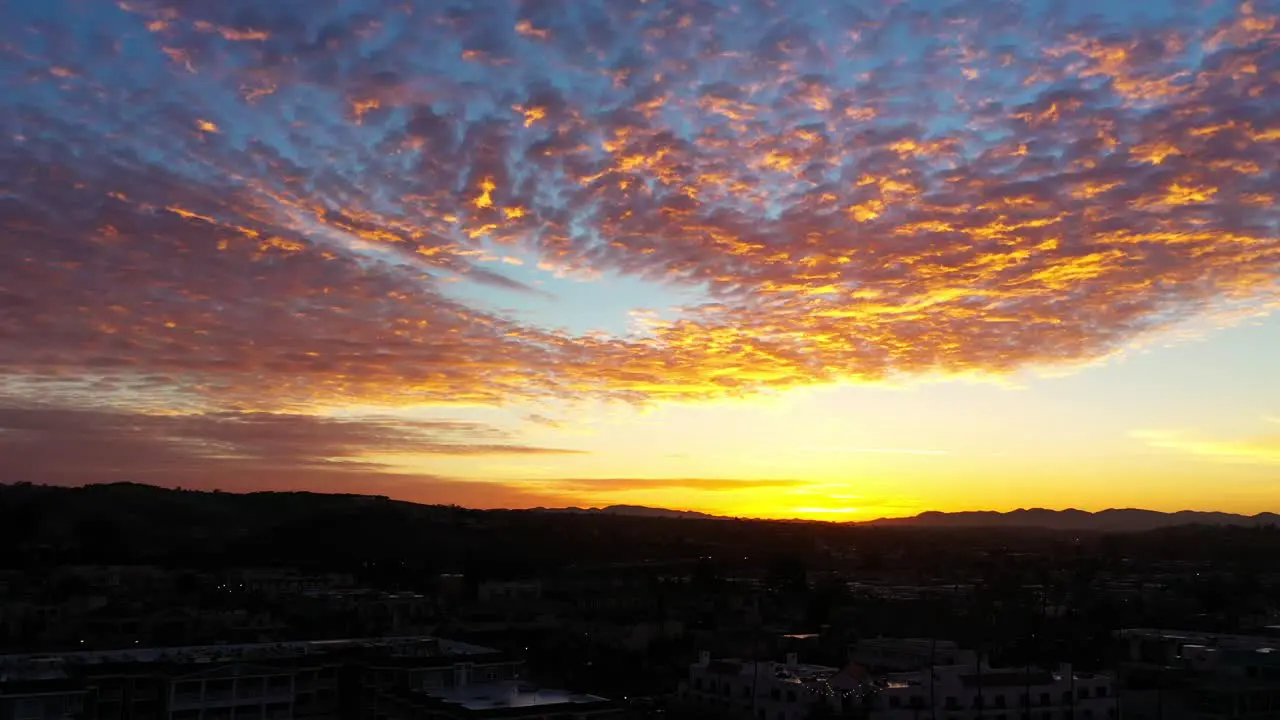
[[861, 507, 1279, 531], [0, 483, 1276, 577], [533, 504, 724, 520]]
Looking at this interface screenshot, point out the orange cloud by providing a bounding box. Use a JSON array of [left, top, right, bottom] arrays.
[[0, 0, 1277, 418]]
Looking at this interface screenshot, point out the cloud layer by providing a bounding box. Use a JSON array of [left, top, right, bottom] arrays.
[[0, 402, 575, 503], [0, 0, 1278, 502], [2, 0, 1278, 411]]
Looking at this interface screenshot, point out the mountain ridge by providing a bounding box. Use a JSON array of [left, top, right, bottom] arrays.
[[530, 504, 725, 520], [526, 503, 1279, 531], [859, 507, 1279, 531], [2, 482, 1275, 531]]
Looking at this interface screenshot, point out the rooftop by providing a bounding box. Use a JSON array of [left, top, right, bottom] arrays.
[[700, 659, 838, 683], [428, 682, 608, 711], [1120, 629, 1278, 650], [0, 636, 496, 671]]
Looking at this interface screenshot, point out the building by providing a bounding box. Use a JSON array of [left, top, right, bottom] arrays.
[[0, 636, 610, 720], [378, 683, 621, 719], [1118, 628, 1280, 720], [475, 582, 542, 607], [681, 651, 866, 720], [850, 639, 973, 672], [867, 662, 1115, 720], [0, 677, 87, 720]]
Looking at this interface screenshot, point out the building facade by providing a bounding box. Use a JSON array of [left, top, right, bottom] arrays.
[[681, 652, 865, 720], [868, 663, 1116, 720], [0, 636, 607, 720]]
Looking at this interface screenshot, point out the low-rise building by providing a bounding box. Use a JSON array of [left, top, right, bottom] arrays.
[[379, 683, 622, 719], [850, 639, 972, 672], [1118, 628, 1280, 720], [868, 663, 1115, 720], [680, 651, 865, 720], [0, 636, 604, 720], [0, 678, 87, 720]]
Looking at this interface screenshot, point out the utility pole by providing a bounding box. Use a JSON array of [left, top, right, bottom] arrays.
[[751, 630, 761, 720], [976, 644, 984, 720], [930, 636, 938, 720]]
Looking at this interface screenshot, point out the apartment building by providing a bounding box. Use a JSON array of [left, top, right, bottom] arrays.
[[377, 683, 622, 719], [850, 639, 973, 672], [1, 636, 616, 720], [681, 651, 865, 720], [868, 663, 1116, 720], [1118, 628, 1280, 720], [0, 636, 505, 720], [0, 678, 87, 720]]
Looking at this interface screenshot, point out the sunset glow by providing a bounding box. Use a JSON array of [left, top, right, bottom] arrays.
[[1, 0, 1278, 519]]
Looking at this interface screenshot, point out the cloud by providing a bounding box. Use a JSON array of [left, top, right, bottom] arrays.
[[1132, 428, 1280, 465], [0, 0, 1276, 415], [0, 402, 581, 503]]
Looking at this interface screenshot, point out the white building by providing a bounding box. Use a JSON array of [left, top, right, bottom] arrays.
[[681, 652, 867, 720], [868, 662, 1116, 720]]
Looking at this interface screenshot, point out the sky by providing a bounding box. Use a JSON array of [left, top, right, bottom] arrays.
[[0, 0, 1277, 521]]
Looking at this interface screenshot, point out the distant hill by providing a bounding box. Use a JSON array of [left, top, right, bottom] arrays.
[[861, 508, 1280, 532], [531, 504, 725, 520]]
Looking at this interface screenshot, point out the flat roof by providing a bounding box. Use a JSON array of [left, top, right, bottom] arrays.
[[429, 682, 608, 710], [0, 636, 497, 669], [1119, 629, 1277, 648]]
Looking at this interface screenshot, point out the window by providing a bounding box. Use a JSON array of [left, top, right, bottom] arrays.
[[694, 678, 703, 690], [1062, 692, 1072, 704], [996, 695, 1008, 708], [890, 696, 902, 708], [267, 675, 291, 692], [100, 686, 124, 702], [1096, 687, 1107, 698], [13, 699, 41, 720], [743, 686, 752, 698], [946, 696, 959, 710], [771, 688, 781, 701], [1041, 693, 1051, 707], [485, 669, 498, 681], [237, 677, 265, 698], [1078, 688, 1088, 700], [787, 690, 796, 703]]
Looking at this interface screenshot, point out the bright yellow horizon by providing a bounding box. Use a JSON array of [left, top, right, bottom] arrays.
[[366, 317, 1280, 519]]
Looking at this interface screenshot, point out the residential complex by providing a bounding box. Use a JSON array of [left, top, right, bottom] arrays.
[[683, 651, 1115, 720], [1118, 629, 1280, 720], [0, 637, 617, 720]]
